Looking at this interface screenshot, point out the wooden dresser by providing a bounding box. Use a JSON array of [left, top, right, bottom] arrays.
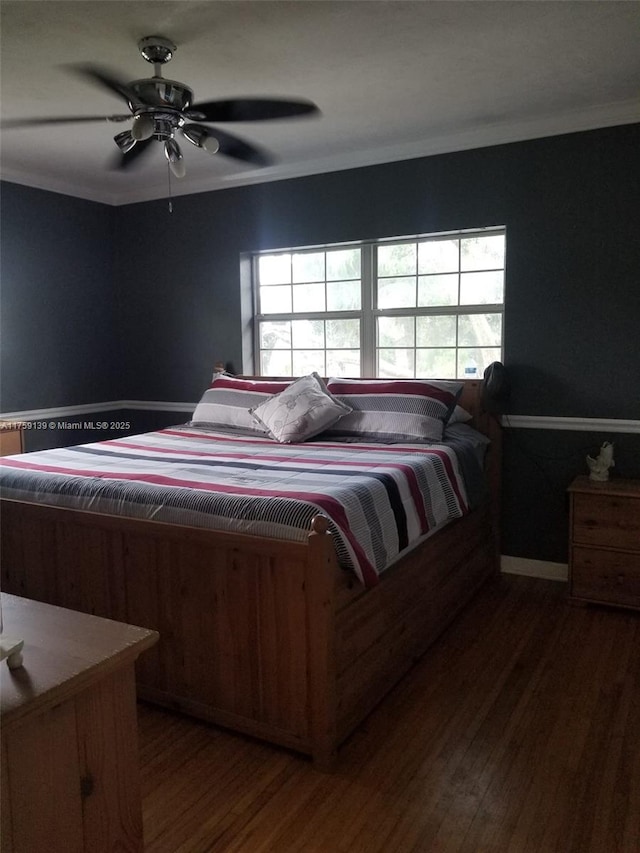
[[0, 422, 24, 456], [568, 476, 640, 611], [1, 594, 158, 853]]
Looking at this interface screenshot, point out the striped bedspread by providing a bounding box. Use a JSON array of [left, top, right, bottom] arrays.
[[0, 427, 478, 587]]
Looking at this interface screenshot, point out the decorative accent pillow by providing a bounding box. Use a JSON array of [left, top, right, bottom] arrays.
[[324, 378, 463, 442], [448, 404, 473, 425], [191, 375, 292, 434], [250, 373, 352, 443]]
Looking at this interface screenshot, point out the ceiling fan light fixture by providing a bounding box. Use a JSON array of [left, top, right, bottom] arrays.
[[202, 135, 220, 155], [164, 138, 186, 178], [131, 114, 155, 141], [182, 125, 219, 155], [114, 130, 136, 153]]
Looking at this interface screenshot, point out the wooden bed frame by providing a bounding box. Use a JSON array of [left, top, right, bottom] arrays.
[[0, 380, 501, 769]]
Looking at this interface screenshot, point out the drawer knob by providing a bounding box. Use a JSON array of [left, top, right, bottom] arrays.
[[616, 574, 626, 585]]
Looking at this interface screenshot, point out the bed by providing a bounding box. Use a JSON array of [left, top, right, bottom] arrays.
[[0, 375, 501, 768]]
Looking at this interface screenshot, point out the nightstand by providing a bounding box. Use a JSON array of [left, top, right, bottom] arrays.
[[0, 422, 24, 456], [568, 476, 640, 611]]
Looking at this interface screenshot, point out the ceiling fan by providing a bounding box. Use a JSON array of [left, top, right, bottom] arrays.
[[2, 35, 320, 177]]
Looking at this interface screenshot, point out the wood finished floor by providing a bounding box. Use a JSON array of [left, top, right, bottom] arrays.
[[138, 574, 640, 852]]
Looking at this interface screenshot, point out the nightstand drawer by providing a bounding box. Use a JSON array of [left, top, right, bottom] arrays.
[[572, 493, 640, 551], [571, 546, 640, 608]]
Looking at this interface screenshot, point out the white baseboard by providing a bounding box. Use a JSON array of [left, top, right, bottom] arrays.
[[501, 555, 568, 582]]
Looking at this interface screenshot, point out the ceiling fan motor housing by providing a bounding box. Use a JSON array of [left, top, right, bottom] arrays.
[[128, 79, 193, 111]]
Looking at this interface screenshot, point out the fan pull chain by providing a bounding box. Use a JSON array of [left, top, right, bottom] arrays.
[[167, 161, 173, 214]]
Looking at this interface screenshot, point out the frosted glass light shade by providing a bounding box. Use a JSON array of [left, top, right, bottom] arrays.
[[182, 125, 219, 155], [164, 139, 186, 178], [202, 135, 220, 155], [131, 114, 155, 141]]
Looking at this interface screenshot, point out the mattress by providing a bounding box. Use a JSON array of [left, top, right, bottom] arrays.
[[0, 425, 487, 587]]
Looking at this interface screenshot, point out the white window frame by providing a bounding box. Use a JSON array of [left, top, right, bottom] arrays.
[[252, 226, 505, 379]]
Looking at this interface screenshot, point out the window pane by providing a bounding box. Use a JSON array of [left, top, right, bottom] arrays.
[[261, 349, 292, 375], [326, 248, 361, 280], [259, 253, 291, 284], [416, 315, 456, 347], [327, 280, 361, 311], [260, 285, 292, 314], [293, 350, 325, 375], [255, 230, 503, 381], [458, 313, 502, 347], [326, 350, 360, 377], [457, 347, 501, 379], [260, 321, 291, 349], [326, 319, 359, 348], [460, 234, 505, 271], [378, 316, 415, 347], [378, 277, 416, 309], [460, 271, 503, 305], [416, 348, 457, 378], [292, 251, 325, 282], [291, 319, 324, 349], [418, 239, 459, 274], [378, 243, 416, 277], [418, 274, 458, 306], [377, 348, 415, 378], [292, 282, 325, 313]]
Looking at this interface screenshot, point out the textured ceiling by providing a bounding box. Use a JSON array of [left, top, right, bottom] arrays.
[[1, 0, 638, 205]]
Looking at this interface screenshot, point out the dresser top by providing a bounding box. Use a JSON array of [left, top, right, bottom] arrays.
[[1, 593, 158, 730], [568, 475, 640, 498]]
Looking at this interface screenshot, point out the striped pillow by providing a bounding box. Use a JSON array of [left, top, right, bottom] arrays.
[[324, 378, 463, 442], [191, 375, 292, 434]]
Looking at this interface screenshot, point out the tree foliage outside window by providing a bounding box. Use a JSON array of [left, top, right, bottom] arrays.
[[254, 229, 504, 378]]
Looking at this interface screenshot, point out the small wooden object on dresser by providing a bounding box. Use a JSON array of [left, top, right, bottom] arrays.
[[0, 422, 24, 456], [568, 475, 640, 611]]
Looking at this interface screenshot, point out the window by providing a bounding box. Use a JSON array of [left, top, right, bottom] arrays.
[[253, 228, 505, 379]]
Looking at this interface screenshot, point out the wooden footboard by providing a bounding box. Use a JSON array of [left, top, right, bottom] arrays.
[[0, 497, 495, 768]]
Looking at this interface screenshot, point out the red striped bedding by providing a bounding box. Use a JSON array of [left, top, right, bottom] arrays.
[[0, 426, 478, 587]]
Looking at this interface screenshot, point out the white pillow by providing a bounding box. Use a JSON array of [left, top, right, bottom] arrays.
[[448, 404, 473, 425], [250, 373, 351, 443]]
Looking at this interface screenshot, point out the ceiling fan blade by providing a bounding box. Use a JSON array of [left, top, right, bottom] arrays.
[[204, 127, 274, 167], [111, 137, 155, 170], [66, 64, 141, 109], [1, 115, 131, 129], [187, 98, 319, 123]]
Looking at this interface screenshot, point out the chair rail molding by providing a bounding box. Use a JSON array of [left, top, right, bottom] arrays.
[[1, 405, 638, 434]]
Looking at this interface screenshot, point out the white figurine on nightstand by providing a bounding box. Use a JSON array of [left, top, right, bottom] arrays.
[[586, 441, 615, 482]]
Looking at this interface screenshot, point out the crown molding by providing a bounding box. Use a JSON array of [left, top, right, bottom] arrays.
[[2, 100, 638, 207], [0, 167, 120, 206]]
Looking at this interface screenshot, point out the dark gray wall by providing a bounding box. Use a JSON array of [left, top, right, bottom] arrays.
[[0, 182, 119, 411], [115, 124, 640, 418], [112, 125, 640, 563], [2, 124, 639, 561]]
